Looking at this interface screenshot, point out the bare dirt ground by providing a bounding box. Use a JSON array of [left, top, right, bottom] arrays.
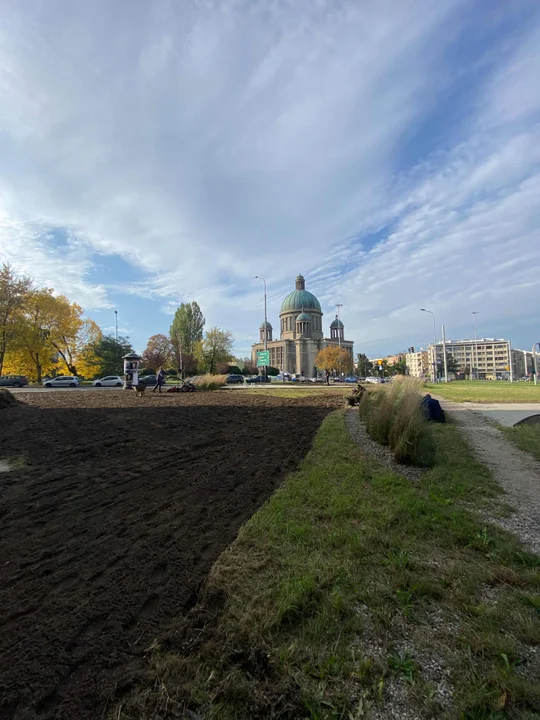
[[442, 399, 540, 554], [0, 390, 343, 720]]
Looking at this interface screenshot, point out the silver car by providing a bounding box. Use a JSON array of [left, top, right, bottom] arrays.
[[93, 376, 124, 387], [43, 376, 81, 388]]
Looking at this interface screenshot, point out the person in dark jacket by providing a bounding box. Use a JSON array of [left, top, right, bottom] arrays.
[[421, 394, 445, 422], [153, 367, 166, 393], [325, 369, 330, 386]]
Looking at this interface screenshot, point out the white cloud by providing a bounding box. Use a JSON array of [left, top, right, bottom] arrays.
[[0, 0, 539, 354]]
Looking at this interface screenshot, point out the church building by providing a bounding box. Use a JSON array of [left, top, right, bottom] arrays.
[[251, 274, 354, 376]]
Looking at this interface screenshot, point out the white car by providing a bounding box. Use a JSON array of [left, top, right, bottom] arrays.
[[93, 375, 124, 387], [43, 376, 81, 388], [366, 376, 382, 384]]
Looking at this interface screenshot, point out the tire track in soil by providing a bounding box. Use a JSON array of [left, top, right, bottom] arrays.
[[0, 391, 342, 719]]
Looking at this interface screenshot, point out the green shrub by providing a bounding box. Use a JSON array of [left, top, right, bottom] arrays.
[[360, 377, 434, 466]]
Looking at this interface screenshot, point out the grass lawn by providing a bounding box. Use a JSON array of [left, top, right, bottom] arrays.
[[426, 380, 540, 403], [119, 411, 540, 720], [502, 423, 540, 463]]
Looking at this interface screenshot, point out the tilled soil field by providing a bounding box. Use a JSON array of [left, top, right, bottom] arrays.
[[0, 389, 343, 720]]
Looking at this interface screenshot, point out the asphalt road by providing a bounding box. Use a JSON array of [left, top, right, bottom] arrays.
[[8, 383, 349, 394], [8, 386, 124, 393], [463, 402, 540, 427]]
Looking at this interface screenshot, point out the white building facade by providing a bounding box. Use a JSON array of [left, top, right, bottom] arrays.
[[429, 338, 512, 380], [405, 350, 430, 378]]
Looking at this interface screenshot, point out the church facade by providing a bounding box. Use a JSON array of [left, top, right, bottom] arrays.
[[251, 274, 354, 376]]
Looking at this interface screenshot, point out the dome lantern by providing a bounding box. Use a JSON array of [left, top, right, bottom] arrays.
[[330, 314, 344, 341], [260, 320, 273, 343]]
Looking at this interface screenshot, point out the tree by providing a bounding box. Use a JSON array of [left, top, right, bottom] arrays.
[[142, 334, 173, 371], [437, 353, 459, 376], [42, 297, 102, 376], [14, 289, 60, 382], [170, 302, 205, 368], [356, 352, 373, 377], [216, 363, 243, 375], [242, 362, 257, 376], [0, 263, 33, 375], [315, 346, 353, 375], [389, 359, 407, 375], [266, 366, 279, 376], [90, 335, 134, 377], [197, 327, 234, 374]]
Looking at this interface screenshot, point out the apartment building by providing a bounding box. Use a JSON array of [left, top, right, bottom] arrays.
[[429, 338, 511, 380], [405, 350, 430, 378], [511, 349, 535, 378], [369, 354, 404, 366]]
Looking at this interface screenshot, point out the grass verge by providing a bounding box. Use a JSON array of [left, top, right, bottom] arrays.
[[425, 381, 540, 404], [118, 412, 540, 720], [502, 423, 540, 463]]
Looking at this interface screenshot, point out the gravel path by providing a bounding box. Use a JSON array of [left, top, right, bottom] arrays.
[[442, 399, 540, 554], [344, 409, 424, 483]]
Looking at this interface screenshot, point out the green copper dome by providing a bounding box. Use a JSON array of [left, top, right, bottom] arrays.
[[330, 316, 344, 328], [296, 311, 311, 322], [281, 290, 321, 313]]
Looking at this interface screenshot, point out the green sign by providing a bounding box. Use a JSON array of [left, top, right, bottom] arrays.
[[257, 350, 270, 367]]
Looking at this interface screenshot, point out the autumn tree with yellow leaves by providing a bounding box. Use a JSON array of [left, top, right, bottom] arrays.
[[0, 263, 104, 381], [315, 345, 354, 375]]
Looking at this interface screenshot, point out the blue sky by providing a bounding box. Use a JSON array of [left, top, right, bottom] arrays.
[[1, 0, 539, 358]]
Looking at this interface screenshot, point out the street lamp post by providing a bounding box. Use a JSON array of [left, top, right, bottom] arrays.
[[533, 342, 540, 386], [471, 311, 479, 381], [420, 308, 437, 382], [335, 303, 343, 349], [255, 276, 267, 381], [114, 310, 118, 342]]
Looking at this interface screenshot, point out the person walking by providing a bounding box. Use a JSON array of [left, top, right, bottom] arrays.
[[325, 369, 330, 386], [153, 367, 166, 393]]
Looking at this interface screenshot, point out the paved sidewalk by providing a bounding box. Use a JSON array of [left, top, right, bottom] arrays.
[[442, 399, 540, 553], [459, 402, 540, 427]]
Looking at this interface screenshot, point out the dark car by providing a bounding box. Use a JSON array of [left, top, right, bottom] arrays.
[[226, 374, 244, 384], [0, 374, 29, 387], [245, 375, 272, 384], [139, 375, 158, 385]]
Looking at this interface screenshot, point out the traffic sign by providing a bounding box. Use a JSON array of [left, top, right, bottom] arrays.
[[257, 350, 270, 367]]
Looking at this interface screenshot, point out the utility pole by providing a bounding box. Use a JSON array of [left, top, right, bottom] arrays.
[[421, 309, 437, 382], [255, 276, 267, 381], [114, 310, 118, 342], [441, 325, 448, 383], [335, 303, 343, 349], [533, 342, 540, 386], [471, 311, 479, 381]]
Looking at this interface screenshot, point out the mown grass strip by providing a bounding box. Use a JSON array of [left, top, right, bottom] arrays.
[[502, 423, 540, 463], [119, 412, 540, 720], [425, 381, 540, 404]]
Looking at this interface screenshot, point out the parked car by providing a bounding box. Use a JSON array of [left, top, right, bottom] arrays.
[[226, 374, 244, 384], [245, 375, 272, 384], [366, 376, 383, 384], [0, 374, 29, 387], [93, 375, 124, 387], [344, 376, 358, 383], [43, 376, 80, 388], [139, 375, 157, 386]]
